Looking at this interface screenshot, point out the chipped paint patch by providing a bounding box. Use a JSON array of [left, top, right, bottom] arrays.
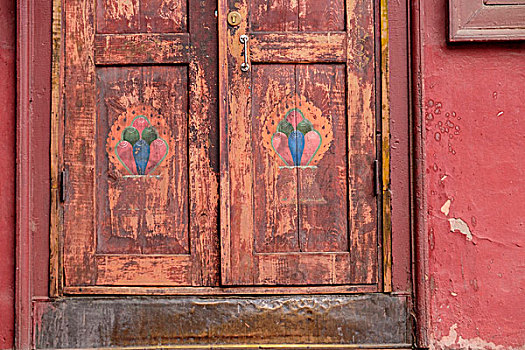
[[441, 199, 451, 216], [448, 218, 473, 241], [433, 324, 524, 350], [105, 0, 137, 21]]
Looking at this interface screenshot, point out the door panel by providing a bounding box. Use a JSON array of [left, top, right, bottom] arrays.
[[96, 0, 187, 33], [63, 0, 219, 287], [251, 64, 349, 254], [250, 0, 345, 32], [220, 0, 378, 286], [96, 66, 189, 255]]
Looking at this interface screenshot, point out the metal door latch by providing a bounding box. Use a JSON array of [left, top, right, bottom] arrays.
[[240, 34, 249, 72]]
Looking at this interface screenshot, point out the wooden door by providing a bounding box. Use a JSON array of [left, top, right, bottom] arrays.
[[62, 0, 379, 291], [63, 0, 219, 288], [220, 0, 378, 286]]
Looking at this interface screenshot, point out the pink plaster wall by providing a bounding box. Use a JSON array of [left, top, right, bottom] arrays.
[[0, 0, 15, 347], [420, 0, 525, 348]]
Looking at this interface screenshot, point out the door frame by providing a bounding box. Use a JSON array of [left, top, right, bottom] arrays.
[[15, 0, 423, 348]]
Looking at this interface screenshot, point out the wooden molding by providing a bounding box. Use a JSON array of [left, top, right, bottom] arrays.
[[449, 0, 525, 41], [16, 0, 34, 346]]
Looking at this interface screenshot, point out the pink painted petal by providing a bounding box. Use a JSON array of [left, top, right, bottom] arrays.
[[132, 116, 149, 135], [272, 132, 293, 166], [286, 109, 303, 128], [116, 141, 137, 175], [145, 139, 168, 174], [301, 131, 321, 166]]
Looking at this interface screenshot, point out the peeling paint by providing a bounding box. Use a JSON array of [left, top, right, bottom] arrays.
[[105, 0, 137, 22], [448, 218, 473, 241], [440, 199, 451, 216], [434, 324, 525, 350]]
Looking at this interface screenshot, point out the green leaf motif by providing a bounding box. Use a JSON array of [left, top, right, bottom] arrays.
[[277, 120, 294, 137], [123, 127, 140, 145], [142, 126, 158, 145], [296, 119, 313, 134]]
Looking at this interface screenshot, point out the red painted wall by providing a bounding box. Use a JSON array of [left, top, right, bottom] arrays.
[[0, 0, 15, 347], [1, 0, 524, 347], [419, 0, 525, 348]]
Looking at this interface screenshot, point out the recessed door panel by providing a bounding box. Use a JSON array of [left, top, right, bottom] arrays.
[[96, 66, 189, 255]]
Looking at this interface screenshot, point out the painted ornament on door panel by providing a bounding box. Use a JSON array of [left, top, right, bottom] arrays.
[[263, 95, 333, 168], [261, 95, 333, 204], [107, 106, 171, 176]]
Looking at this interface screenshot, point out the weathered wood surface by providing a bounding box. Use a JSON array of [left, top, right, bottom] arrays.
[[96, 0, 187, 33], [250, 33, 346, 63], [63, 0, 378, 289], [97, 67, 189, 256], [63, 0, 219, 287], [346, 0, 378, 284], [63, 284, 378, 295], [50, 0, 63, 297], [34, 294, 409, 349], [94, 34, 190, 65], [380, 0, 392, 292], [250, 0, 345, 32], [63, 0, 97, 286], [221, 0, 378, 286]]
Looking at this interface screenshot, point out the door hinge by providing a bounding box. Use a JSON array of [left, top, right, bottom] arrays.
[[373, 159, 380, 197], [60, 169, 67, 203]]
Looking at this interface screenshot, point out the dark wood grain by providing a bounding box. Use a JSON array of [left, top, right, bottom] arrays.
[[34, 295, 409, 348], [250, 0, 299, 32], [299, 0, 345, 31]]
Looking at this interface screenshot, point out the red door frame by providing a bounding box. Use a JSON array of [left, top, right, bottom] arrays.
[[15, 0, 420, 348]]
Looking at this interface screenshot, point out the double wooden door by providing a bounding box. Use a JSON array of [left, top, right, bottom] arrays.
[[62, 0, 379, 292]]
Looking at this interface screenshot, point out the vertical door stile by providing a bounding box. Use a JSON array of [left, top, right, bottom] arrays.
[[346, 0, 379, 285], [63, 0, 97, 286]]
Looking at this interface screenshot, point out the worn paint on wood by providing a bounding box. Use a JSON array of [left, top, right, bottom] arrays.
[[220, 0, 378, 286], [62, 0, 379, 290], [63, 0, 220, 287], [381, 0, 392, 292], [50, 0, 64, 298]]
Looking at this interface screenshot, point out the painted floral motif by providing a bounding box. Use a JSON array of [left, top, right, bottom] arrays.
[[261, 95, 332, 168], [115, 115, 168, 175], [272, 108, 322, 167]]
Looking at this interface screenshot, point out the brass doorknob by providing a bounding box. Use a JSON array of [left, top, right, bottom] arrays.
[[227, 11, 242, 26]]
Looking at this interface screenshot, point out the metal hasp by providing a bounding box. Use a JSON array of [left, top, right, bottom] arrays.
[[239, 34, 249, 72], [227, 11, 242, 26]]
